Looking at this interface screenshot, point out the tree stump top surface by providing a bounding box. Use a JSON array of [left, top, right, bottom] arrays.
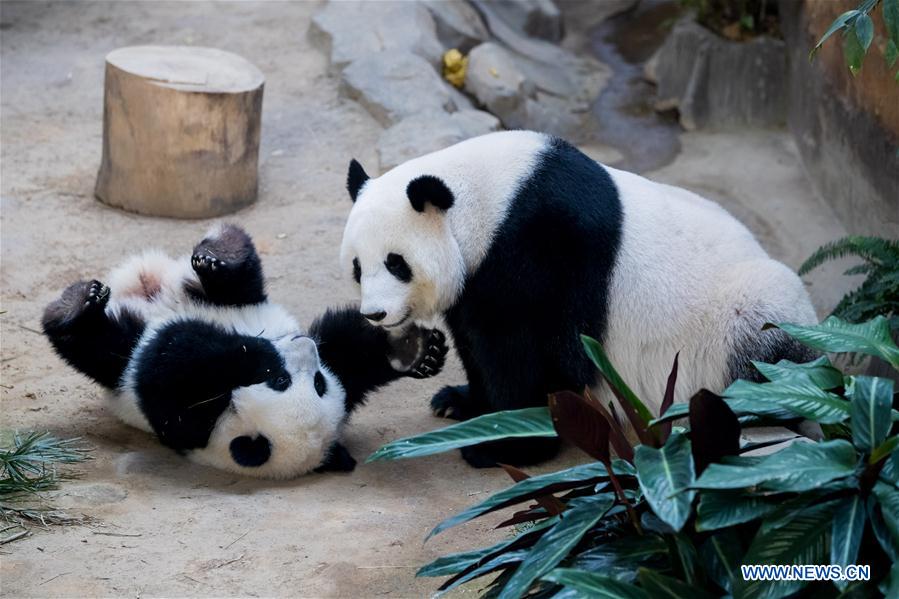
[[106, 45, 264, 93]]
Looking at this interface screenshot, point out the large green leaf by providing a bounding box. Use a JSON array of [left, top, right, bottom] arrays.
[[735, 499, 838, 599], [581, 335, 654, 426], [874, 481, 899, 544], [847, 375, 894, 452], [428, 462, 616, 539], [722, 379, 849, 424], [571, 535, 667, 582], [498, 495, 614, 599], [700, 530, 742, 593], [771, 316, 899, 369], [635, 432, 696, 531], [885, 0, 899, 43], [695, 491, 779, 531], [830, 495, 865, 573], [854, 13, 874, 51], [751, 355, 843, 389], [637, 568, 713, 599], [366, 407, 555, 462], [880, 448, 899, 486], [438, 549, 529, 595], [869, 495, 899, 561], [810, 10, 859, 59], [651, 398, 796, 427], [694, 439, 858, 492], [542, 568, 648, 599]]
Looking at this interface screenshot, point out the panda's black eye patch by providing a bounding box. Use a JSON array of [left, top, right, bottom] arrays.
[[268, 371, 291, 392], [314, 371, 327, 397], [352, 257, 361, 284], [385, 253, 412, 283], [229, 434, 271, 467]]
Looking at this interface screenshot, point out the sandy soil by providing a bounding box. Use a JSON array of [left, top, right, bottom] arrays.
[[1, 2, 855, 597]]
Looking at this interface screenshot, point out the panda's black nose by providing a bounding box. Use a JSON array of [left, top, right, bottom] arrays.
[[362, 311, 387, 322]]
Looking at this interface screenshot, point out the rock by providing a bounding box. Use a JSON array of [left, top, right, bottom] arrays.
[[648, 18, 787, 130], [486, 0, 563, 43], [377, 109, 501, 172], [464, 42, 532, 129], [341, 50, 471, 127], [464, 40, 606, 140], [422, 0, 489, 53], [467, 2, 608, 139], [310, 2, 444, 71]]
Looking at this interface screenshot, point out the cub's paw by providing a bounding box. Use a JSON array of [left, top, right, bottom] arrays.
[[43, 279, 109, 329], [84, 280, 111, 310], [191, 250, 225, 275], [388, 326, 448, 378], [408, 329, 449, 379], [430, 385, 475, 421]]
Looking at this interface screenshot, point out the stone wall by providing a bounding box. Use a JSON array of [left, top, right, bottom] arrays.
[[779, 0, 899, 237]]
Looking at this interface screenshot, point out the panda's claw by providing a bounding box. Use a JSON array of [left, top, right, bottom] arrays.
[[407, 328, 449, 379], [85, 280, 110, 310]]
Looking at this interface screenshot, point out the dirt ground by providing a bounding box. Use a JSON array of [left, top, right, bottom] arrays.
[[1, 2, 855, 598]]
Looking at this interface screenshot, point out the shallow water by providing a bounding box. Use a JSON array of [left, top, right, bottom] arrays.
[[589, 0, 683, 173]]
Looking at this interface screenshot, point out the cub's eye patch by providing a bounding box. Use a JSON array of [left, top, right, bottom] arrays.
[[385, 253, 412, 283], [314, 371, 327, 397], [352, 257, 361, 284], [268, 371, 291, 392]]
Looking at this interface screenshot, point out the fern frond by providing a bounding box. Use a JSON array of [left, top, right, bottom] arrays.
[[798, 236, 899, 275]]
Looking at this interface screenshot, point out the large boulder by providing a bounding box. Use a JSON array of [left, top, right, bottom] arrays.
[[341, 50, 472, 127], [377, 109, 501, 172], [464, 40, 607, 140], [422, 0, 489, 53], [310, 2, 444, 71], [646, 18, 787, 130], [485, 0, 563, 43]]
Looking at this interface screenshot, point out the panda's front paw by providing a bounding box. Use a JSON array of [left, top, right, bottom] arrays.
[[387, 325, 448, 377]]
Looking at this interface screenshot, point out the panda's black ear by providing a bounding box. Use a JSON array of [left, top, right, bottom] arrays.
[[346, 159, 369, 202], [407, 175, 454, 213], [229, 434, 271, 467]]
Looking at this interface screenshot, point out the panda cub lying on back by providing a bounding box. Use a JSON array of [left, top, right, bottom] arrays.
[[42, 224, 448, 478]]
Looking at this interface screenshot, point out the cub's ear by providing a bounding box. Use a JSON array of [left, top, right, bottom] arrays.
[[229, 434, 272, 467], [346, 159, 370, 202], [407, 175, 454, 213]]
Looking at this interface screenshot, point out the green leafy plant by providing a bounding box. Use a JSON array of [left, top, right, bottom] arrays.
[[370, 316, 899, 597], [1, 431, 91, 544], [811, 0, 899, 79], [679, 0, 781, 40], [799, 236, 899, 333]]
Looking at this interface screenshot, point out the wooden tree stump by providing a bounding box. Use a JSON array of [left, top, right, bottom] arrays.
[[95, 46, 265, 218]]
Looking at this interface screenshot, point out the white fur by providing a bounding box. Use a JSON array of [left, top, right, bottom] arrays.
[[341, 131, 817, 414], [102, 236, 345, 479]]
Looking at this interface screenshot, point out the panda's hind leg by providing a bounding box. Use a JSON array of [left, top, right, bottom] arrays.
[[42, 280, 145, 389], [190, 224, 266, 306], [431, 385, 480, 421]]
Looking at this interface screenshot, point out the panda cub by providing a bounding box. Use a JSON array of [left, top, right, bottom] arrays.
[[42, 224, 448, 478], [340, 130, 817, 468]]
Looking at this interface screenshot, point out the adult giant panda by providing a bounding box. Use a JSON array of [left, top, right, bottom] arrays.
[[340, 130, 817, 468], [42, 224, 448, 478]]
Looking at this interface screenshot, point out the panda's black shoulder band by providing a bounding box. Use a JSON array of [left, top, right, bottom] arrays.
[[407, 175, 454, 213]]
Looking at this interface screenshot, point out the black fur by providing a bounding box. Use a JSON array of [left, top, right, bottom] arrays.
[[310, 308, 448, 412], [230, 434, 272, 467], [135, 320, 288, 451], [188, 224, 267, 306], [347, 159, 370, 202], [435, 137, 624, 467], [42, 280, 146, 389], [727, 327, 819, 383], [407, 175, 455, 212], [314, 442, 357, 473]]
